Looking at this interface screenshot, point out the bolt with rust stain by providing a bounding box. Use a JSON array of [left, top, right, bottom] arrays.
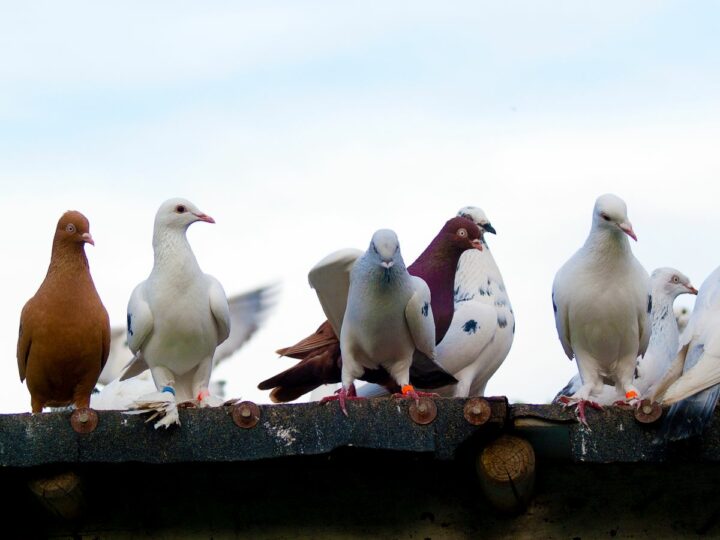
[[464, 398, 492, 425], [232, 401, 260, 429], [634, 399, 662, 424], [409, 397, 437, 425], [70, 408, 98, 434]]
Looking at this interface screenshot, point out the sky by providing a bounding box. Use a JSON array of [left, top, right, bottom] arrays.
[[1, 1, 720, 412]]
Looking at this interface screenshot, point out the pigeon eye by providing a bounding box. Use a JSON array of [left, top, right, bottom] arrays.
[[601, 213, 611, 221], [176, 205, 187, 214], [65, 223, 76, 233], [672, 276, 680, 283], [457, 228, 468, 238]]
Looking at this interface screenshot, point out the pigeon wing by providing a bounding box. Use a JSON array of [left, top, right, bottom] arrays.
[[405, 276, 435, 359], [308, 248, 362, 336], [207, 275, 231, 346]]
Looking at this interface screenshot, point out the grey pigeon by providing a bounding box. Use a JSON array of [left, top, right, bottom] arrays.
[[552, 193, 651, 423], [654, 265, 720, 440], [328, 229, 436, 414], [122, 198, 231, 428]]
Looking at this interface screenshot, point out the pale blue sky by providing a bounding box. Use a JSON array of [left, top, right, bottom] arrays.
[[2, 2, 720, 411]]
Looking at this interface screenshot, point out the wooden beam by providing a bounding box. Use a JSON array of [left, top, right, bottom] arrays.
[[476, 434, 536, 514], [28, 471, 85, 521]]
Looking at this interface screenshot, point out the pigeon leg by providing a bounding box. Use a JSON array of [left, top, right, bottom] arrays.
[[128, 365, 180, 428], [320, 384, 364, 416], [392, 384, 439, 403], [191, 356, 222, 407]]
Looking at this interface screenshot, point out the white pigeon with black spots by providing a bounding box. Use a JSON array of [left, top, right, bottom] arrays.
[[429, 206, 514, 397], [552, 194, 651, 422]]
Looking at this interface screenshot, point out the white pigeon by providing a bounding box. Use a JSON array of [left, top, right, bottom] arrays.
[[122, 198, 231, 428], [552, 193, 651, 423], [97, 284, 278, 386], [653, 265, 720, 440], [553, 267, 697, 405], [674, 305, 692, 335], [326, 229, 436, 415]]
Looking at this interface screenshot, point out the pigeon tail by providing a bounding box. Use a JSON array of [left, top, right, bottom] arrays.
[[658, 385, 720, 441]]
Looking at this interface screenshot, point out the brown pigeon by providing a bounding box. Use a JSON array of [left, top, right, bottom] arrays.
[[17, 211, 110, 413]]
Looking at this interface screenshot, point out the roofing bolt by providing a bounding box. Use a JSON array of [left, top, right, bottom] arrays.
[[232, 401, 260, 429], [464, 398, 492, 425], [409, 397, 437, 425], [70, 408, 98, 434], [634, 399, 662, 424]]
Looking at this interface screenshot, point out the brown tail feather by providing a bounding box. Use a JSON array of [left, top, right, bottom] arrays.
[[275, 320, 338, 359], [258, 346, 342, 395]]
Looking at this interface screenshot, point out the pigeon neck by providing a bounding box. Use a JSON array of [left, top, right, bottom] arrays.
[[409, 242, 465, 343], [47, 242, 90, 277], [648, 293, 679, 344], [152, 228, 201, 274], [583, 227, 631, 260]]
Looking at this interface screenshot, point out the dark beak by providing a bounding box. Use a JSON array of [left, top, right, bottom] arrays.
[[482, 223, 497, 235]]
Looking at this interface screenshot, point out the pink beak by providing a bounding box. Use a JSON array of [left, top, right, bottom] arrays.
[[81, 233, 95, 246], [618, 223, 637, 241], [471, 239, 483, 251], [193, 212, 215, 224], [687, 285, 699, 295]]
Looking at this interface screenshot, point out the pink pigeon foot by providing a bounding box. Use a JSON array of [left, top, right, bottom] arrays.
[[320, 384, 364, 416], [558, 395, 603, 426]]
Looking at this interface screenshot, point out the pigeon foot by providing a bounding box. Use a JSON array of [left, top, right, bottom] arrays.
[[392, 384, 438, 404], [125, 389, 180, 428], [558, 395, 603, 427], [320, 384, 364, 416]]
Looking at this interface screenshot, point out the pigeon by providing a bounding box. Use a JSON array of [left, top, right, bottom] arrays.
[[123, 198, 231, 428], [97, 284, 278, 385], [16, 211, 110, 412], [553, 267, 697, 405], [674, 305, 692, 335], [326, 229, 436, 414], [552, 193, 651, 423], [259, 216, 483, 402], [431, 206, 514, 397], [653, 265, 720, 440]]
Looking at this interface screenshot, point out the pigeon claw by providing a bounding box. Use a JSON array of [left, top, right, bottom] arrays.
[[320, 384, 364, 416], [558, 396, 602, 427], [392, 384, 438, 405]]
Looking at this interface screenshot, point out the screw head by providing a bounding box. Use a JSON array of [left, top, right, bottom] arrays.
[[409, 397, 437, 425], [232, 401, 260, 428], [464, 398, 491, 425], [70, 408, 98, 433], [634, 399, 662, 424]]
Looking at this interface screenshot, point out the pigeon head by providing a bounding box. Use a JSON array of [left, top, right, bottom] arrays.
[[55, 210, 94, 247], [368, 229, 402, 270], [154, 198, 215, 232], [593, 193, 637, 241], [651, 267, 698, 298], [457, 206, 497, 235], [439, 216, 483, 252]]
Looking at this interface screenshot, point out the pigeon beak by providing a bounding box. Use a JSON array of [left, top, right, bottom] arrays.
[[687, 285, 699, 295], [481, 223, 497, 235], [471, 239, 483, 251], [618, 222, 637, 241], [81, 233, 95, 246], [193, 212, 215, 224]]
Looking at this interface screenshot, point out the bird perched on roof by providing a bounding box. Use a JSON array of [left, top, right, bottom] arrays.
[[554, 267, 697, 405], [258, 216, 483, 402], [431, 206, 514, 397], [17, 211, 110, 413], [325, 229, 436, 414], [653, 265, 720, 440], [552, 193, 651, 424], [123, 198, 230, 428], [97, 284, 278, 386]]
